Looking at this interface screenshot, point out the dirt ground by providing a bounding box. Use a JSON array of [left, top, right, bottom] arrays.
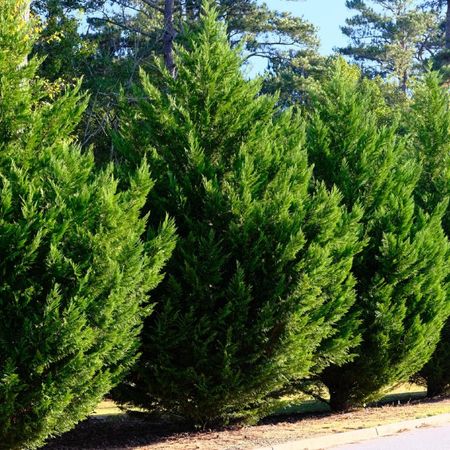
[[43, 392, 450, 450]]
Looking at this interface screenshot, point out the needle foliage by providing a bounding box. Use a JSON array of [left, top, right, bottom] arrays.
[[0, 2, 175, 448], [308, 61, 450, 410], [113, 4, 362, 426], [405, 72, 450, 397]]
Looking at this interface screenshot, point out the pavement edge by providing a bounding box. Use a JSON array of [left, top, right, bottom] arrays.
[[254, 412, 450, 450]]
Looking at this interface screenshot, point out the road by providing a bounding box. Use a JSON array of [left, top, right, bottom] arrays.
[[333, 423, 450, 449]]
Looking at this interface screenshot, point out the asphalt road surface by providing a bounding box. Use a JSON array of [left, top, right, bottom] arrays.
[[333, 423, 450, 450]]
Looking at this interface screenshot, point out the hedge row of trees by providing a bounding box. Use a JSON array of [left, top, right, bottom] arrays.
[[2, 1, 450, 449]]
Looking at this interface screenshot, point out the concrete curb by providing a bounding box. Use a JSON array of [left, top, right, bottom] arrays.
[[254, 412, 450, 450]]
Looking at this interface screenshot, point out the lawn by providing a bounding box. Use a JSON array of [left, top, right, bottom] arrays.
[[43, 384, 450, 450]]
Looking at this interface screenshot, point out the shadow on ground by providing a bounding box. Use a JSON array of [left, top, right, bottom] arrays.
[[43, 414, 197, 450], [43, 390, 431, 449]]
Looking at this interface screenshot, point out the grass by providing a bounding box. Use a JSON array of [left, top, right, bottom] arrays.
[[271, 382, 428, 417], [91, 383, 429, 418], [45, 385, 448, 450], [92, 401, 124, 416]]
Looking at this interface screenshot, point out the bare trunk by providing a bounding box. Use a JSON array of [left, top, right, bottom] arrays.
[[426, 374, 448, 397], [401, 70, 408, 94], [163, 0, 176, 77], [329, 393, 353, 412], [427, 379, 447, 397], [24, 1, 30, 21]]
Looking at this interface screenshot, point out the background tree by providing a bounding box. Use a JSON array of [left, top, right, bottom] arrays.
[[30, 0, 131, 157], [113, 4, 362, 426], [80, 0, 319, 69], [0, 2, 175, 448], [341, 0, 444, 91], [31, 0, 97, 83], [307, 60, 450, 410], [262, 50, 330, 108], [31, 0, 319, 154], [424, 0, 450, 79]]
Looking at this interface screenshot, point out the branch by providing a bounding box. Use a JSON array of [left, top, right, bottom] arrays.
[[92, 15, 154, 38], [136, 0, 165, 14]]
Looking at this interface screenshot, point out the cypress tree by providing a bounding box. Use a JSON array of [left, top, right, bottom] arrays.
[[0, 2, 175, 448], [114, 3, 362, 426], [406, 72, 450, 397], [308, 60, 450, 410]]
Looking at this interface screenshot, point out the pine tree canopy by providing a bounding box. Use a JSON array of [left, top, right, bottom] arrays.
[[341, 0, 444, 91], [112, 2, 362, 426], [0, 1, 175, 448]]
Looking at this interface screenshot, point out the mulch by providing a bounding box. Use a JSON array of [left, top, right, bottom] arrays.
[[43, 396, 450, 450]]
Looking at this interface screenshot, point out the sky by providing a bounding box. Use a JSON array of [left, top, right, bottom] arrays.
[[248, 1, 350, 74], [264, 0, 350, 55]]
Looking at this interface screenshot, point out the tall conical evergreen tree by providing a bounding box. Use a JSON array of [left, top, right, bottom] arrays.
[[406, 72, 450, 397], [0, 2, 175, 448], [406, 71, 450, 235], [113, 3, 362, 426], [307, 60, 450, 410]]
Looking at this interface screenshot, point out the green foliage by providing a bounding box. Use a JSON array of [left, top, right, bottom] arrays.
[[31, 0, 136, 159], [419, 321, 450, 396], [341, 0, 444, 91], [405, 71, 450, 396], [262, 51, 331, 108], [30, 0, 320, 158], [0, 2, 175, 448], [71, 0, 319, 68], [32, 0, 96, 83], [113, 4, 362, 426], [307, 60, 450, 410], [407, 72, 450, 227]]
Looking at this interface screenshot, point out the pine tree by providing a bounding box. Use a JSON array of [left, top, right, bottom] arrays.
[[308, 60, 450, 410], [113, 3, 362, 426], [341, 0, 443, 91], [30, 0, 319, 158], [406, 72, 450, 397], [0, 2, 175, 448]]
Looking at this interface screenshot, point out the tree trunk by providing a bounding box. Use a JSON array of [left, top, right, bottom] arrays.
[[24, 1, 30, 21], [322, 368, 357, 412], [163, 0, 176, 77], [426, 377, 448, 397], [328, 389, 354, 412], [401, 70, 408, 93]]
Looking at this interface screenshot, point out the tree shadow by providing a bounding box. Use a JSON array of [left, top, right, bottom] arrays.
[[43, 413, 198, 449]]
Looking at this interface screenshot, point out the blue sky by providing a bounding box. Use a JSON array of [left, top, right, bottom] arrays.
[[248, 1, 350, 74], [265, 0, 350, 54]]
